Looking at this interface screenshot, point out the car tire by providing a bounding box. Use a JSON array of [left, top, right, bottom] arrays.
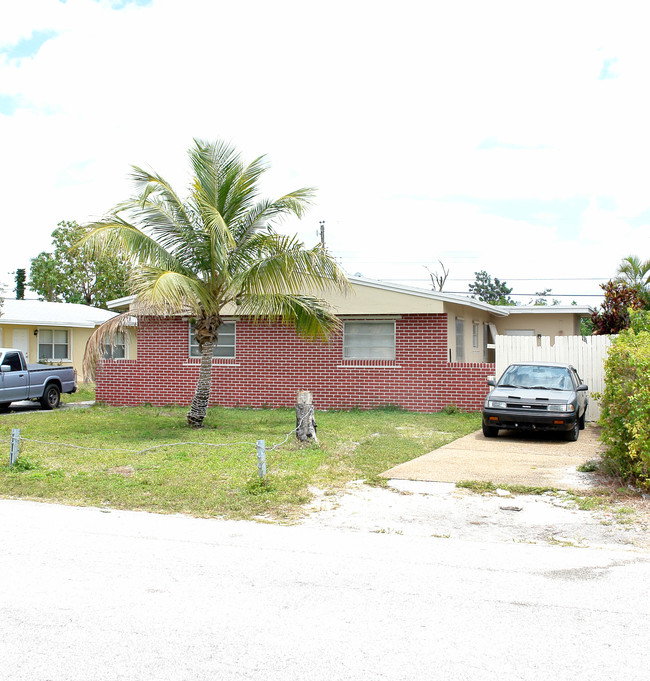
[[0, 402, 10, 412], [40, 384, 61, 410], [482, 423, 499, 438], [566, 419, 579, 442], [578, 412, 586, 430]]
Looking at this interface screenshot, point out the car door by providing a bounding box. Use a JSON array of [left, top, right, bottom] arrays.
[[570, 367, 587, 416], [0, 352, 29, 402]]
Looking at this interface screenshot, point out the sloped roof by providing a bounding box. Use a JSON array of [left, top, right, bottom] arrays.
[[104, 277, 592, 317], [0, 299, 117, 328]]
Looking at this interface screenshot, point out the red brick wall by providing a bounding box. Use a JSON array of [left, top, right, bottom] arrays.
[[96, 314, 495, 412]]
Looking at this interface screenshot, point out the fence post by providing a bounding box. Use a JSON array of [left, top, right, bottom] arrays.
[[256, 439, 267, 478], [10, 428, 20, 467]]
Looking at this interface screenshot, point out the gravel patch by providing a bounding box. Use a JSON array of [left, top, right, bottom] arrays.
[[300, 479, 650, 551]]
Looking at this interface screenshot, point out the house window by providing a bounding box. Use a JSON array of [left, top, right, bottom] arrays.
[[472, 322, 479, 349], [189, 322, 236, 358], [343, 321, 395, 360], [102, 331, 127, 359], [455, 317, 464, 362], [38, 329, 69, 361]]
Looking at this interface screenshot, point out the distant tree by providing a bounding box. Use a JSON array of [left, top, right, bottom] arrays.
[[615, 255, 650, 307], [425, 260, 449, 291], [590, 280, 645, 335], [529, 288, 561, 306], [580, 316, 594, 336], [468, 270, 515, 305], [14, 268, 26, 300], [28, 220, 131, 308]]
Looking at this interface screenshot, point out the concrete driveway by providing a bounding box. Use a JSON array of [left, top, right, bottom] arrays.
[[382, 424, 603, 490]]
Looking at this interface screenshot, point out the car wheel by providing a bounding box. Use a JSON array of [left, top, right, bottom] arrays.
[[578, 412, 586, 430], [482, 423, 499, 438], [566, 419, 579, 442], [40, 385, 61, 410], [0, 402, 10, 412]]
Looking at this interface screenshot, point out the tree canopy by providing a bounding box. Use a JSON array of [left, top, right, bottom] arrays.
[[83, 139, 349, 427], [28, 220, 131, 308], [468, 270, 515, 305]]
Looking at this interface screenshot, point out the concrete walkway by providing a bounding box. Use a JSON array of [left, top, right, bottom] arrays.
[[382, 424, 603, 490]]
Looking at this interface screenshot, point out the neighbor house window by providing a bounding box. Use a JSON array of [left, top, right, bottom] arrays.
[[472, 322, 479, 348], [102, 331, 127, 359], [189, 322, 236, 358], [38, 329, 69, 360], [455, 317, 464, 362], [343, 321, 395, 360]]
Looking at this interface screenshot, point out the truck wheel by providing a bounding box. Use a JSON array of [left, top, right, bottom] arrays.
[[40, 385, 61, 410]]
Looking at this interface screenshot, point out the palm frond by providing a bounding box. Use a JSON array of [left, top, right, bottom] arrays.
[[130, 165, 194, 228], [83, 311, 136, 380], [231, 188, 316, 246], [81, 218, 192, 275], [234, 293, 340, 339], [130, 267, 219, 316], [231, 233, 351, 297]]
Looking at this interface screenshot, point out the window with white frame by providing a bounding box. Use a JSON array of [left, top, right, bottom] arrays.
[[102, 331, 127, 359], [455, 317, 464, 362], [472, 321, 479, 349], [189, 322, 236, 358], [343, 321, 395, 360], [39, 329, 69, 360]]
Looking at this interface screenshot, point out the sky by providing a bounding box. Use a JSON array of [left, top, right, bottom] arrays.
[[1, 0, 649, 307]]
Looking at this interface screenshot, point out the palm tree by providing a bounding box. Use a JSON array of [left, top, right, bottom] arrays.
[[616, 255, 650, 306], [83, 139, 349, 427]]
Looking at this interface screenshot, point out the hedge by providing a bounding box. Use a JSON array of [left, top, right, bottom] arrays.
[[600, 310, 650, 489]]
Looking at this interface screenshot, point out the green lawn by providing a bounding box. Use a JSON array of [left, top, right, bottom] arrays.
[[61, 382, 96, 403], [0, 405, 480, 520]]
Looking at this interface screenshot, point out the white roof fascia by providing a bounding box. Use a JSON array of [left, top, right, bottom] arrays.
[[106, 296, 135, 311], [0, 318, 98, 329], [505, 306, 592, 315]]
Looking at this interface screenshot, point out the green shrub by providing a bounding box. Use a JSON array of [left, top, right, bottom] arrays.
[[600, 311, 650, 489]]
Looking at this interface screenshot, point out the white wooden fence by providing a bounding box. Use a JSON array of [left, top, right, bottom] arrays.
[[495, 335, 613, 420]]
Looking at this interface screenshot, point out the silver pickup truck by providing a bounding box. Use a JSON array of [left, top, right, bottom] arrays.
[[0, 348, 77, 411]]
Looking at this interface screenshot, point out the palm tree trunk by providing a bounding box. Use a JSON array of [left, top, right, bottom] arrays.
[[187, 341, 213, 427]]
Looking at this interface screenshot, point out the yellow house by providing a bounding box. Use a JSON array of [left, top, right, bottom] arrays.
[[0, 299, 118, 381]]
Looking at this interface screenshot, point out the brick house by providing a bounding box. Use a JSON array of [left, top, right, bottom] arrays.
[[96, 277, 589, 412]]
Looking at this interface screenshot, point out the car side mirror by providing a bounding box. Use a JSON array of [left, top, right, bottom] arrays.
[[577, 384, 588, 391], [487, 376, 496, 387], [1, 365, 9, 373]]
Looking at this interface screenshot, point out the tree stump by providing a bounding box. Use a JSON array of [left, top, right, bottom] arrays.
[[296, 391, 318, 443]]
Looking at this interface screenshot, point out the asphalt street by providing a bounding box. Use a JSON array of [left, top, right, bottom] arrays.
[[1, 499, 649, 681]]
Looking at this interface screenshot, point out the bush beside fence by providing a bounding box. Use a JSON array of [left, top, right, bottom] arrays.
[[600, 310, 650, 489]]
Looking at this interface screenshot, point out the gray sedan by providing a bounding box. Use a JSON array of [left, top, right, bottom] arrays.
[[482, 362, 589, 441]]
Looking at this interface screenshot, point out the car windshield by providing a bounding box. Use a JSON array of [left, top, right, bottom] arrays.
[[498, 365, 573, 390]]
